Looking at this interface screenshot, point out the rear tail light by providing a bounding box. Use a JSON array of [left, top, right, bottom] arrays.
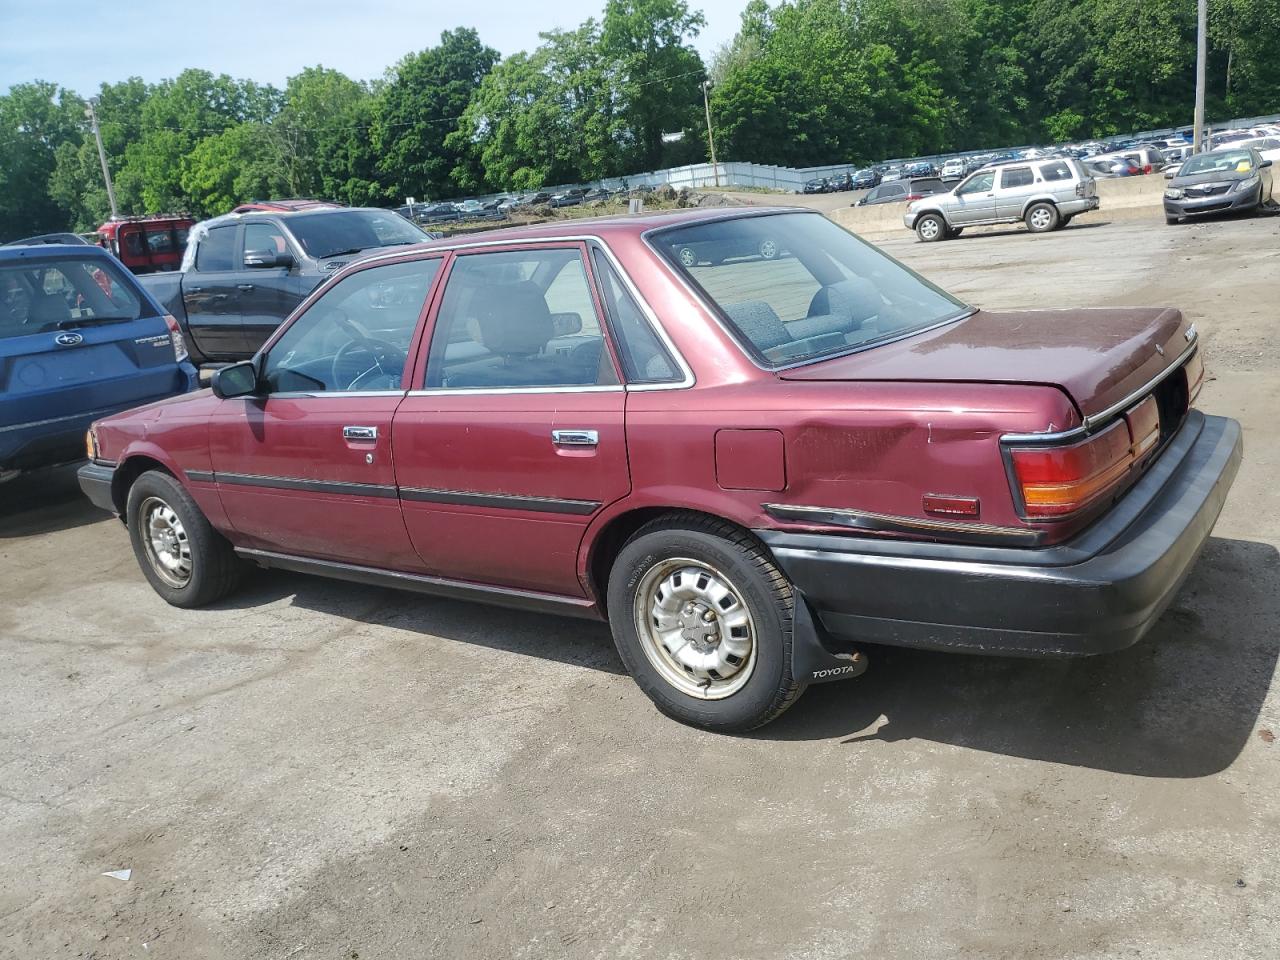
[[163, 313, 189, 363], [1006, 397, 1161, 520], [905, 192, 924, 201]]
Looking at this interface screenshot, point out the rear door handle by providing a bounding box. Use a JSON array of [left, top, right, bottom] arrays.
[[237, 283, 255, 291], [551, 429, 598, 447], [343, 425, 378, 441]]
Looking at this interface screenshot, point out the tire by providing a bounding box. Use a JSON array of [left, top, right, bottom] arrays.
[[606, 513, 805, 733], [677, 246, 698, 268], [127, 470, 243, 608], [946, 226, 964, 239], [758, 238, 780, 260], [915, 213, 947, 242], [1058, 215, 1073, 228], [1025, 202, 1059, 233], [1166, 215, 1181, 225]]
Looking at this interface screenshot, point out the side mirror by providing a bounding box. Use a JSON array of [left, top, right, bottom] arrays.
[[1261, 159, 1273, 168], [211, 360, 260, 399], [550, 312, 583, 337], [245, 249, 294, 269]]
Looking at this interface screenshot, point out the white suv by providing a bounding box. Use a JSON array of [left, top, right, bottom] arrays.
[[903, 158, 1100, 242]]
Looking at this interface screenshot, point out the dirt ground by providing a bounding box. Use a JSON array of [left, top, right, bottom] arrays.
[[2, 211, 1279, 960]]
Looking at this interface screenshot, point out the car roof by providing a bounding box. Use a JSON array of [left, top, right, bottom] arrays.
[[0, 242, 113, 263], [403, 206, 807, 253]]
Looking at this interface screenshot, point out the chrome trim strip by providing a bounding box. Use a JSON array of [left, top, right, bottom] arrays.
[[762, 502, 1041, 545], [213, 471, 399, 499], [407, 385, 624, 397], [260, 390, 406, 400], [186, 469, 215, 483], [399, 486, 600, 516], [1000, 338, 1199, 445], [235, 547, 600, 620]]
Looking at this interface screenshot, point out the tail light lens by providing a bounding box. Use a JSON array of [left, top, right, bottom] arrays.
[[163, 313, 189, 363], [1007, 397, 1161, 519], [904, 192, 924, 201], [1185, 350, 1205, 403]]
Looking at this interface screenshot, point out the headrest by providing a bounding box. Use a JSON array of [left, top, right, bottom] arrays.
[[468, 281, 554, 357], [721, 299, 790, 350]]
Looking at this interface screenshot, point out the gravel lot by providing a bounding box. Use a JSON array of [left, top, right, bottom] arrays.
[[3, 212, 1279, 960]]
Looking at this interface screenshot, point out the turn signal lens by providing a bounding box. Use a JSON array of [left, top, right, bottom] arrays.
[[163, 313, 189, 364], [85, 425, 99, 461], [1184, 350, 1205, 404]]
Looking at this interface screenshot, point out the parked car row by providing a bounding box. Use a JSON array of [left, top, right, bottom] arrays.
[[71, 207, 1239, 734]]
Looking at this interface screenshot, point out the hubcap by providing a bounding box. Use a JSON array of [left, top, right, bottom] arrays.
[[140, 496, 192, 588], [1030, 208, 1052, 229], [633, 558, 757, 700], [920, 218, 940, 239]]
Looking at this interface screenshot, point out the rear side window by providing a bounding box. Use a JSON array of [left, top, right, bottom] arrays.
[[425, 248, 619, 390], [0, 257, 150, 337], [1039, 161, 1073, 181], [1000, 167, 1034, 188], [196, 225, 237, 271], [591, 249, 680, 384]]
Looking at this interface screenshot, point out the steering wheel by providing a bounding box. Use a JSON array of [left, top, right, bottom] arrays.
[[326, 310, 405, 389]]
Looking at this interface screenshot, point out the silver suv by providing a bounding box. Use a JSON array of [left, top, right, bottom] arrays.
[[903, 158, 1099, 241]]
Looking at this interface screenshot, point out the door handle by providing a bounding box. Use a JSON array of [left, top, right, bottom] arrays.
[[343, 425, 378, 441], [237, 283, 255, 291], [552, 429, 598, 447], [187, 285, 203, 293]]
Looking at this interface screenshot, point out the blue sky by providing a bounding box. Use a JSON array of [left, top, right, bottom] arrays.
[[0, 0, 746, 95]]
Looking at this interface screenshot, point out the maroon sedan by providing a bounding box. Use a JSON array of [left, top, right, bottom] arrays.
[[78, 209, 1241, 732]]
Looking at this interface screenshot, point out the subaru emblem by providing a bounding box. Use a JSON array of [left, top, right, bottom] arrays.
[[54, 332, 84, 347]]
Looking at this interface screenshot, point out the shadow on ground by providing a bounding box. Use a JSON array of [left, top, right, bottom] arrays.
[[761, 536, 1279, 777], [0, 463, 107, 538]]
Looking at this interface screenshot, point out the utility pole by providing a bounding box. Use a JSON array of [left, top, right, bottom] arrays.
[[1192, 0, 1207, 153], [85, 98, 119, 219], [702, 80, 720, 188]]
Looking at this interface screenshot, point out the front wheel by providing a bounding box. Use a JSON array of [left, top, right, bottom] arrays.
[[915, 213, 947, 242], [606, 514, 805, 732], [127, 470, 243, 608], [1025, 202, 1059, 233]]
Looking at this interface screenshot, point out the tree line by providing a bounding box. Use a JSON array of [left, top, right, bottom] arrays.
[[2, 0, 1276, 238]]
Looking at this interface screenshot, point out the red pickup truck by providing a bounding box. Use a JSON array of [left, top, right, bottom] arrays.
[[78, 208, 1241, 732]]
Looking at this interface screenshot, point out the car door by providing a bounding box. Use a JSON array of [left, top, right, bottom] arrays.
[[948, 171, 997, 223], [182, 222, 246, 360], [207, 255, 444, 568], [994, 165, 1037, 219], [393, 242, 630, 597], [237, 220, 303, 355]]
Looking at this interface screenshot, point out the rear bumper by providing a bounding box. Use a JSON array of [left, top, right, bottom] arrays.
[[759, 412, 1241, 658], [78, 460, 118, 514]]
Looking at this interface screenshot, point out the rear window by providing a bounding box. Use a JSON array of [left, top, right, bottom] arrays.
[[1000, 166, 1034, 188], [0, 257, 152, 338], [1039, 160, 1073, 181], [286, 210, 426, 260], [653, 213, 968, 369]]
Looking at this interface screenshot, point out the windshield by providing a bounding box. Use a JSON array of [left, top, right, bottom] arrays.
[[287, 210, 428, 259], [1181, 151, 1255, 177], [653, 212, 969, 368], [0, 256, 150, 339]]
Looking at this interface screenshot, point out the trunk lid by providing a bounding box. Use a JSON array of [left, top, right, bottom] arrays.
[[780, 307, 1193, 420]]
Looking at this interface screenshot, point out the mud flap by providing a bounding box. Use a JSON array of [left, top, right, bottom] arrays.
[[791, 592, 867, 684]]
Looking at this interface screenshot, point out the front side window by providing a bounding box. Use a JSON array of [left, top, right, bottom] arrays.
[[957, 172, 995, 195], [425, 248, 618, 389], [244, 222, 289, 259], [654, 213, 967, 368], [261, 258, 440, 393], [196, 225, 237, 271], [1000, 166, 1034, 188]]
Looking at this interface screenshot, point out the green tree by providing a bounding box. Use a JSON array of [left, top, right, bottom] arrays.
[[0, 82, 84, 239], [376, 29, 499, 201]]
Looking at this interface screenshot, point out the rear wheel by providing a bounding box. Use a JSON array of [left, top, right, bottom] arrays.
[[606, 514, 805, 733], [915, 213, 947, 242], [1025, 202, 1059, 233], [127, 470, 242, 608]]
